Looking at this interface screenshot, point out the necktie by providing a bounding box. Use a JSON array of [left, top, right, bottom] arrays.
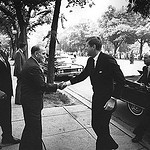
[[91, 58, 95, 69], [147, 66, 150, 78]]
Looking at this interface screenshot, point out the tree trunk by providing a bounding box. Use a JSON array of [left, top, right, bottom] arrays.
[[47, 0, 62, 83], [113, 46, 118, 58], [139, 39, 144, 60]]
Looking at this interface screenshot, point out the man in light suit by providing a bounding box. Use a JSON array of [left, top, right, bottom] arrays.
[[0, 50, 20, 145], [132, 53, 150, 143], [14, 43, 26, 105], [19, 45, 63, 150], [62, 37, 125, 150]]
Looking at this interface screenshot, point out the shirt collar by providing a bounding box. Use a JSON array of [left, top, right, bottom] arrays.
[[31, 56, 44, 72], [31, 56, 40, 66], [93, 51, 101, 62], [18, 48, 23, 53]]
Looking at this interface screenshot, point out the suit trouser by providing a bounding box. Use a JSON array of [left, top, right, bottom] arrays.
[[91, 94, 117, 150], [19, 105, 42, 150], [0, 95, 12, 139], [133, 107, 150, 137], [15, 79, 21, 104]]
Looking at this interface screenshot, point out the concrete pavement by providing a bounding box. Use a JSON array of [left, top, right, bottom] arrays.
[[0, 60, 149, 150], [0, 86, 149, 150], [0, 101, 148, 150]]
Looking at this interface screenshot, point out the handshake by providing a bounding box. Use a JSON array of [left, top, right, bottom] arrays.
[[57, 81, 68, 90]]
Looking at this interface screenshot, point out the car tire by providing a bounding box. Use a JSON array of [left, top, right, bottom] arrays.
[[127, 103, 144, 116]]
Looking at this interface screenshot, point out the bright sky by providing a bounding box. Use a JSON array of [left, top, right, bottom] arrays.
[[59, 0, 128, 29]]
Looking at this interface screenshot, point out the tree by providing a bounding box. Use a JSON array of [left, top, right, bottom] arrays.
[[127, 0, 150, 18], [0, 0, 56, 59], [0, 0, 94, 83], [99, 5, 150, 59], [45, 0, 95, 83], [59, 20, 99, 56], [99, 6, 136, 57], [47, 0, 61, 83], [135, 25, 150, 59]]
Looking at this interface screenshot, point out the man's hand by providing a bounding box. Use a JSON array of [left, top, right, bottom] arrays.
[[104, 97, 117, 111], [57, 82, 67, 90]]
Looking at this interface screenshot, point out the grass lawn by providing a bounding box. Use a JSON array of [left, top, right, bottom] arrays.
[[43, 91, 81, 108]]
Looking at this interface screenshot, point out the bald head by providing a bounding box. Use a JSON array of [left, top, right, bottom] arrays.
[[31, 45, 46, 63]]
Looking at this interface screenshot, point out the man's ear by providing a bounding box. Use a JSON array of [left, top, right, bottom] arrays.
[[35, 51, 39, 57], [93, 44, 96, 50]]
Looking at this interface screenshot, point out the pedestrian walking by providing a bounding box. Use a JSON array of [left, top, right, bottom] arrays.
[[61, 36, 125, 150]]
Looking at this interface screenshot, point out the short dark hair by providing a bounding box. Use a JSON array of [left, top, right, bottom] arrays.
[[86, 36, 102, 50], [31, 45, 40, 55]]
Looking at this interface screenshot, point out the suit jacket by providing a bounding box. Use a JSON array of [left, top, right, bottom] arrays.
[[14, 49, 26, 77], [137, 66, 150, 85], [70, 52, 125, 105], [0, 57, 13, 96], [19, 57, 57, 110]]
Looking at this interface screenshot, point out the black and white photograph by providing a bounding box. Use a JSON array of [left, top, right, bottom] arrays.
[[0, 0, 150, 150]]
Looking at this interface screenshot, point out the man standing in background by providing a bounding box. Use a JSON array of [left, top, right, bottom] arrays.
[[132, 53, 150, 143], [0, 50, 20, 145], [14, 43, 26, 105]]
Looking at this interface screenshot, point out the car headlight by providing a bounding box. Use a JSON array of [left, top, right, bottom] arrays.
[[78, 68, 83, 72], [58, 70, 64, 74]]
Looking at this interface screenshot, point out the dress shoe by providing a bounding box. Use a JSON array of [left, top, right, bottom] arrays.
[[2, 137, 21, 145], [109, 139, 119, 149], [111, 143, 118, 149], [101, 143, 118, 150], [132, 135, 142, 143]]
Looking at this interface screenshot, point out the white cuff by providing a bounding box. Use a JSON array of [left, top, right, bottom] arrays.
[[66, 81, 71, 86], [111, 97, 117, 100]]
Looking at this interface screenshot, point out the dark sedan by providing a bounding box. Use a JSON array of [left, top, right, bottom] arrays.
[[43, 55, 84, 80], [118, 75, 150, 116]]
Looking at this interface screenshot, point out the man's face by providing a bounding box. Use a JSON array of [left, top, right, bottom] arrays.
[[36, 49, 47, 63], [144, 54, 150, 66], [85, 42, 96, 58]]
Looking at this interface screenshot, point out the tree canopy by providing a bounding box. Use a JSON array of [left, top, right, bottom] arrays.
[[128, 0, 150, 18]]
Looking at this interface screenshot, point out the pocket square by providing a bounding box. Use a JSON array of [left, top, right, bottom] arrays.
[[99, 71, 102, 74]]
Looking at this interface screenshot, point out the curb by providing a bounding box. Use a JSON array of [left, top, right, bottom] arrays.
[[62, 87, 150, 150]]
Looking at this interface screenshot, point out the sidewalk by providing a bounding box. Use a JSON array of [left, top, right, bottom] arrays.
[[0, 60, 148, 150], [0, 102, 148, 150], [0, 90, 149, 150]]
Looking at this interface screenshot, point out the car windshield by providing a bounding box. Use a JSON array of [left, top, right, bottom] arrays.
[[55, 56, 72, 64]]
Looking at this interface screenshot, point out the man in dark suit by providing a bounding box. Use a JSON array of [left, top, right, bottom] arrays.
[[0, 50, 20, 145], [19, 45, 63, 150], [14, 43, 26, 105], [62, 37, 125, 150], [132, 53, 150, 143]]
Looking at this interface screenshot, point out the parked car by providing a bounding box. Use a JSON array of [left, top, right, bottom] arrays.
[[42, 55, 84, 80], [116, 75, 150, 116]]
